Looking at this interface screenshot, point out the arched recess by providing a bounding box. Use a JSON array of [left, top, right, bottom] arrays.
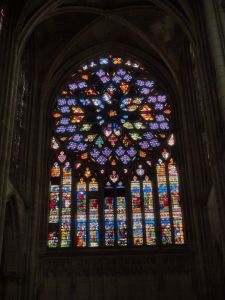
[[43, 50, 187, 250], [37, 44, 198, 300], [0, 195, 23, 300], [15, 2, 197, 294]]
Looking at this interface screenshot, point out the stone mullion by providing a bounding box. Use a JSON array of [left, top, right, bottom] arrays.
[[126, 178, 132, 247]]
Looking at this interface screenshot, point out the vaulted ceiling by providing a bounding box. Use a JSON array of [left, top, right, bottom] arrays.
[[12, 0, 197, 96]]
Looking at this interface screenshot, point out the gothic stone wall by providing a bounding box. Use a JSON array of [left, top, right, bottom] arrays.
[[39, 255, 196, 300]]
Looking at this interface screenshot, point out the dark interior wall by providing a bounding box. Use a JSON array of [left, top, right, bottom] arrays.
[[40, 267, 196, 300]]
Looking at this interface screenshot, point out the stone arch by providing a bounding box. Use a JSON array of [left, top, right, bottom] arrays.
[[38, 45, 188, 253], [16, 1, 197, 57]]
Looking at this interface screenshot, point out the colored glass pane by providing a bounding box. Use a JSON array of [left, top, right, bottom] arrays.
[[104, 188, 115, 246], [49, 184, 60, 224], [48, 163, 61, 248], [48, 231, 58, 248], [168, 159, 184, 244], [76, 179, 87, 247], [89, 178, 98, 192], [168, 134, 175, 146], [58, 151, 66, 163], [60, 163, 71, 247], [156, 161, 172, 244], [51, 162, 60, 177], [49, 163, 60, 226], [131, 180, 143, 245], [51, 137, 59, 149], [89, 198, 99, 247], [116, 188, 127, 246], [143, 180, 156, 245]]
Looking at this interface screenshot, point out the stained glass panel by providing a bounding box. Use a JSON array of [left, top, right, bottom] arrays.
[[104, 186, 115, 246], [61, 162, 71, 247], [48, 163, 60, 248], [76, 179, 87, 247], [51, 162, 60, 177], [116, 184, 127, 246], [49, 184, 60, 225], [131, 180, 143, 246], [156, 161, 172, 244], [143, 179, 156, 245], [48, 231, 58, 248], [89, 198, 99, 247], [89, 178, 98, 192], [89, 178, 99, 247], [168, 159, 184, 244]]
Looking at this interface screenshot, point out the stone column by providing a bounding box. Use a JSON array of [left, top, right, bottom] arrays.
[[0, 6, 20, 261], [194, 2, 225, 297], [203, 0, 225, 236], [203, 0, 225, 122]]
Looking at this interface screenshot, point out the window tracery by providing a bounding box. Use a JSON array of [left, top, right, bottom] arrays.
[[48, 55, 184, 248]]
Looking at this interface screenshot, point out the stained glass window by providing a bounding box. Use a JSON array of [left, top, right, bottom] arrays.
[[48, 55, 185, 248]]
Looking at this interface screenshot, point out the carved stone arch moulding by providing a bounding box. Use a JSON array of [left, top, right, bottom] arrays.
[[16, 1, 196, 61]]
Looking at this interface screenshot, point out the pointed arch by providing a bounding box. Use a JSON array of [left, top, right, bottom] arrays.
[[47, 54, 185, 249]]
